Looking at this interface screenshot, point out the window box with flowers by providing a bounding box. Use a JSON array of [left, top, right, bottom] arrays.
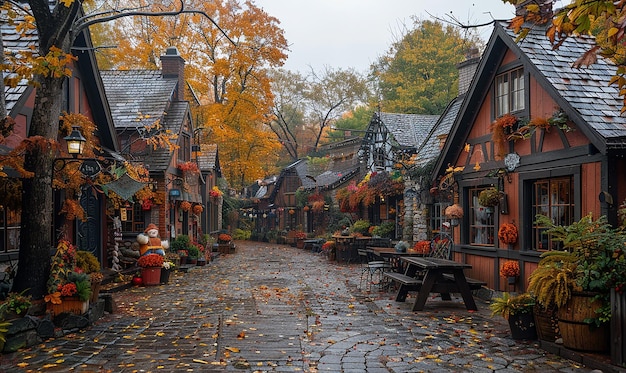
[[209, 186, 223, 200], [137, 254, 164, 286], [177, 161, 199, 174]]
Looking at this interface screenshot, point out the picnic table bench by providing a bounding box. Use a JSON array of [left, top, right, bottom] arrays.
[[383, 256, 486, 311]]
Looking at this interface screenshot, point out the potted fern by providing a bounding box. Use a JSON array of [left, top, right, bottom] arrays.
[[528, 213, 625, 352], [489, 292, 537, 340]]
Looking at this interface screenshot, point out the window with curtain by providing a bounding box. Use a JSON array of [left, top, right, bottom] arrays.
[[469, 187, 495, 246], [495, 67, 525, 117], [531, 177, 574, 250]]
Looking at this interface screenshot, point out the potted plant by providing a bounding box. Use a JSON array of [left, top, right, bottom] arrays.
[[478, 187, 501, 208], [137, 254, 164, 286], [75, 250, 102, 303], [500, 260, 520, 286], [45, 240, 92, 316], [161, 260, 175, 284], [490, 292, 537, 340], [527, 213, 624, 352], [187, 245, 199, 265], [394, 241, 409, 253], [1, 290, 32, 319]]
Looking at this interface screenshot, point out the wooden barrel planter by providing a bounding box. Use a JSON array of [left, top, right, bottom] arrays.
[[557, 292, 610, 352], [611, 288, 626, 366], [533, 304, 559, 342]]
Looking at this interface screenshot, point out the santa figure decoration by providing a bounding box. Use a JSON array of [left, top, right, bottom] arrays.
[[137, 223, 169, 256]]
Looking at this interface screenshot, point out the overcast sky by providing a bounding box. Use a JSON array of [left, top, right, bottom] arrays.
[[255, 0, 521, 73]]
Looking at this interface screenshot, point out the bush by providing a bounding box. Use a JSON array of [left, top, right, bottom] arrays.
[[171, 234, 191, 252], [75, 250, 100, 273], [372, 221, 395, 238], [351, 219, 370, 235], [233, 229, 251, 240], [187, 245, 200, 259]]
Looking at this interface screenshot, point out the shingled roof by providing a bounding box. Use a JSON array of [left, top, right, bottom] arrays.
[[100, 70, 178, 129], [498, 22, 626, 150], [414, 97, 463, 167], [378, 112, 440, 149], [197, 143, 221, 177], [2, 10, 37, 115]]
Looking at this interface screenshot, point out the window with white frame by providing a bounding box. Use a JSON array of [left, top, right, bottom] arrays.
[[495, 68, 525, 117]]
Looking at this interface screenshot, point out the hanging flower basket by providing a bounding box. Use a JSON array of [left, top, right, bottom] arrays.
[[180, 201, 191, 212], [478, 188, 501, 207], [498, 223, 519, 245], [193, 204, 203, 215], [444, 204, 464, 219], [500, 260, 520, 278]]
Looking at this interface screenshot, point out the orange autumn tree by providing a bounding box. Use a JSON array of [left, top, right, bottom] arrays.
[[95, 0, 288, 189], [0, 0, 226, 299]]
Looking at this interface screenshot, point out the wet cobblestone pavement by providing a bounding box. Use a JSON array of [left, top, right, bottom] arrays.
[[0, 241, 613, 372]]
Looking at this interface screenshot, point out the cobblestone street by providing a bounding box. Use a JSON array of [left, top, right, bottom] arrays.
[[0, 241, 613, 372]]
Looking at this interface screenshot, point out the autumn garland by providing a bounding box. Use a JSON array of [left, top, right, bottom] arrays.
[[498, 223, 519, 245]]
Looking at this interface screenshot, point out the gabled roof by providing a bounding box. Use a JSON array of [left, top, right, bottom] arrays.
[[437, 21, 626, 176], [100, 70, 178, 129], [1, 11, 36, 115], [197, 143, 221, 177], [2, 8, 118, 151], [414, 97, 463, 168], [500, 23, 626, 150], [379, 112, 440, 149]]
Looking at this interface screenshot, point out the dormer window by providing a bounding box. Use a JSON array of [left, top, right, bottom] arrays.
[[495, 67, 525, 117]]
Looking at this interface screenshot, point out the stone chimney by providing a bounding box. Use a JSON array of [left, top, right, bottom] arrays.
[[160, 46, 185, 101], [515, 0, 553, 24], [456, 48, 480, 96]]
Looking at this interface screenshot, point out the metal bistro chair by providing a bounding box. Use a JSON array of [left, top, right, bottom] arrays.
[[429, 232, 453, 259], [357, 249, 391, 291]]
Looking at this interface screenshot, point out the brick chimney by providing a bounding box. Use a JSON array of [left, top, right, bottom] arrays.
[[160, 46, 185, 101], [515, 0, 553, 24], [456, 48, 481, 96]]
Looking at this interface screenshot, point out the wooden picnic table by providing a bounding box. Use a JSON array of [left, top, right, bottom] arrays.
[[368, 247, 425, 272], [385, 256, 485, 311]]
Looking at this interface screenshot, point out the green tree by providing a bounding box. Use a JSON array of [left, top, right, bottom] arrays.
[[373, 19, 480, 114], [504, 0, 626, 112], [325, 106, 374, 143], [304, 66, 370, 152]]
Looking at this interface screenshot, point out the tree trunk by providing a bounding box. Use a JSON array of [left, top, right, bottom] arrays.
[[12, 75, 65, 300]]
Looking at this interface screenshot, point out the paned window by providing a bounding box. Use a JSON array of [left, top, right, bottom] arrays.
[[532, 177, 574, 250], [430, 203, 447, 234], [469, 187, 495, 246], [495, 68, 525, 117]]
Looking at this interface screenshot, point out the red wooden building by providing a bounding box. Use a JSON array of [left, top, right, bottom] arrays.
[[433, 6, 626, 291]]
